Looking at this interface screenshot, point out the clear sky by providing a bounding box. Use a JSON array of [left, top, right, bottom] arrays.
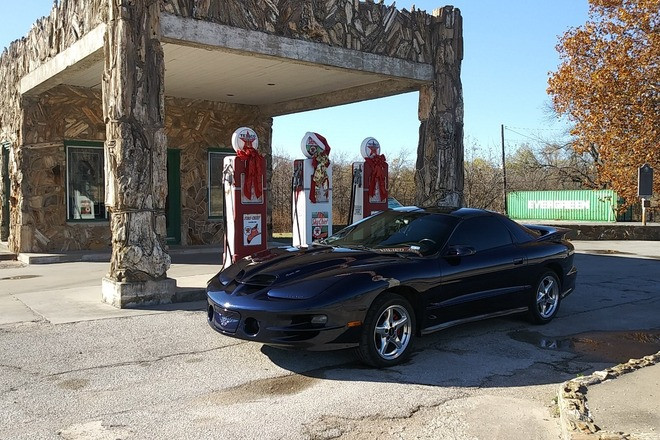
[[1, 0, 590, 161]]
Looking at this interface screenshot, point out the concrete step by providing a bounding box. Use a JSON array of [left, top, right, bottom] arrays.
[[0, 241, 16, 260]]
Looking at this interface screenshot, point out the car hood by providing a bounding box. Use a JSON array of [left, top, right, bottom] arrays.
[[216, 245, 416, 299]]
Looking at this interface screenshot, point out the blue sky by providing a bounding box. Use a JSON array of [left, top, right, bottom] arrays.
[[1, 1, 589, 161]]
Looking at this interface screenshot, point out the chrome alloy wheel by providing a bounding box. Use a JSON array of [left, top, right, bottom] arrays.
[[373, 305, 412, 360], [536, 274, 559, 319]]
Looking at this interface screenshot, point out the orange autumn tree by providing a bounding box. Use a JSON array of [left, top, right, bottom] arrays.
[[548, 0, 659, 208]]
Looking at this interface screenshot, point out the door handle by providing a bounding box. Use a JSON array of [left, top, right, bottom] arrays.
[[513, 258, 524, 265]]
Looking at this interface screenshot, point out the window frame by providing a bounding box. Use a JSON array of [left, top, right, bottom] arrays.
[[65, 140, 108, 223], [208, 147, 234, 219]]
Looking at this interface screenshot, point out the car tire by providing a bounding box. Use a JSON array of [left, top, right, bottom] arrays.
[[529, 271, 561, 324], [356, 293, 416, 368]]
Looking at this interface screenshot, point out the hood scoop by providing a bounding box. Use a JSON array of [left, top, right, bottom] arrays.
[[240, 273, 277, 287]]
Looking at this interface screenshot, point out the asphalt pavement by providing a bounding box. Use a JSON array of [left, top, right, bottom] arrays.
[[0, 240, 659, 439]]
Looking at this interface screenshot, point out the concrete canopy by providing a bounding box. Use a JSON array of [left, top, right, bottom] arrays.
[[19, 14, 434, 116]]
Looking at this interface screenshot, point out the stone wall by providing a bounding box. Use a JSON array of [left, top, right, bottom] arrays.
[[161, 0, 436, 63], [164, 96, 273, 246], [7, 83, 274, 252], [0, 144, 9, 241], [0, 0, 106, 252], [17, 85, 109, 252]]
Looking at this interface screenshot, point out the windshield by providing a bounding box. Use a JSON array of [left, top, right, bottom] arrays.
[[324, 210, 459, 255]]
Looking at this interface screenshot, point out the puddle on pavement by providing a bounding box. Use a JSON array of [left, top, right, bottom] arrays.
[[509, 329, 660, 364], [0, 274, 41, 281], [200, 374, 318, 405]]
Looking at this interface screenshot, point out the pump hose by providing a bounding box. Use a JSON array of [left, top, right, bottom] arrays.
[[291, 174, 303, 246], [222, 164, 235, 268], [348, 174, 356, 226]]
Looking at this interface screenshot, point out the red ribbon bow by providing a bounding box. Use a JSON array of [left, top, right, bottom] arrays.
[[236, 145, 264, 200], [366, 154, 388, 201]]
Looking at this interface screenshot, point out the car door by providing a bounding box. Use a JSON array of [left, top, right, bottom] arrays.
[[428, 215, 529, 326]]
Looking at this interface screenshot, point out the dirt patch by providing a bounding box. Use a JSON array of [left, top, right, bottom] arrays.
[[0, 261, 25, 269], [57, 378, 90, 390], [200, 374, 318, 405]]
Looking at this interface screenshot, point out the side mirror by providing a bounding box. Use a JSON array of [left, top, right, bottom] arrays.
[[444, 245, 476, 257]]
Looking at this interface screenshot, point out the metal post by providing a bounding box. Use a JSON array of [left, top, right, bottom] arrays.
[[501, 124, 508, 215], [642, 198, 647, 226]]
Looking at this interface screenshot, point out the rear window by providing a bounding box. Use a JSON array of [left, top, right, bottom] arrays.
[[498, 216, 541, 243]]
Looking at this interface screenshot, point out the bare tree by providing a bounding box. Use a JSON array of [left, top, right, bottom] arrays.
[[271, 149, 293, 233], [387, 148, 416, 206], [331, 151, 354, 226], [463, 142, 503, 212]]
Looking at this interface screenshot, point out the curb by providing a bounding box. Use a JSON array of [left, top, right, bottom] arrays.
[[558, 351, 660, 440], [15, 246, 222, 265], [0, 241, 16, 260], [0, 252, 16, 261]]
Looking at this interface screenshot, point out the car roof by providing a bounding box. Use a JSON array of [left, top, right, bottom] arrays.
[[395, 206, 496, 219]]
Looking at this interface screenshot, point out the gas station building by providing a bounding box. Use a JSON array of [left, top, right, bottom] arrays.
[[0, 0, 463, 306]]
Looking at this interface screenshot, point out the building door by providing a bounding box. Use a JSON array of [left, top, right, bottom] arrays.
[[1, 144, 9, 241], [166, 149, 181, 245]]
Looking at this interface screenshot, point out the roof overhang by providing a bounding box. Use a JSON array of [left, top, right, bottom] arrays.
[[19, 13, 434, 116]]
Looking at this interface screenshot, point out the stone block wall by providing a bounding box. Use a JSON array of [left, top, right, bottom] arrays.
[[165, 96, 273, 245], [0, 0, 106, 252], [161, 0, 436, 63], [8, 84, 274, 252], [17, 85, 109, 252]]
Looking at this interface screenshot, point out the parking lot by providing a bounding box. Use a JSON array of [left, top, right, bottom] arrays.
[[1, 241, 659, 439]]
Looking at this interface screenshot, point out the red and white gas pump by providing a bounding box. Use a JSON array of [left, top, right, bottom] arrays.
[[222, 127, 268, 268], [292, 132, 333, 247], [349, 137, 388, 224]]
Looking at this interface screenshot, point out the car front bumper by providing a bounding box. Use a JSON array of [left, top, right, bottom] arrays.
[[206, 291, 364, 351]]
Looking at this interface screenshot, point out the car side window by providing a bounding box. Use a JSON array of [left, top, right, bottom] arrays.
[[448, 216, 513, 252]]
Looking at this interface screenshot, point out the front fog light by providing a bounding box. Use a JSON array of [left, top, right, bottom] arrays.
[[311, 315, 328, 325]]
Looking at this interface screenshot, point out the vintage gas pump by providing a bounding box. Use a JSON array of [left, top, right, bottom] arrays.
[[292, 132, 333, 247], [349, 137, 388, 224], [222, 127, 268, 268]]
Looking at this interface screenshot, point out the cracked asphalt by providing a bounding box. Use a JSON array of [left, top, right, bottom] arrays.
[[0, 242, 659, 439]]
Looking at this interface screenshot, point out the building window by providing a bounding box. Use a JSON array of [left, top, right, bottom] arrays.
[[66, 143, 106, 221], [208, 150, 232, 218]]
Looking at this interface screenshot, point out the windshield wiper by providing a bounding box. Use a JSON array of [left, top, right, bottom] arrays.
[[343, 244, 371, 251], [373, 245, 422, 256]]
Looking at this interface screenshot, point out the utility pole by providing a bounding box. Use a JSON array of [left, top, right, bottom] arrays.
[[501, 124, 508, 215]]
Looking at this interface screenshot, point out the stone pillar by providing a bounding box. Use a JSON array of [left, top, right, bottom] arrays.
[[101, 0, 174, 308], [415, 7, 464, 208], [0, 143, 9, 242]]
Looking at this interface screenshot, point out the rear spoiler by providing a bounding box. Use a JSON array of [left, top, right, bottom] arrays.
[[524, 225, 574, 242]]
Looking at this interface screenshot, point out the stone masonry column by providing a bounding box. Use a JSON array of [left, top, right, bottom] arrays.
[[415, 7, 464, 208], [0, 143, 9, 242], [101, 0, 174, 307]]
